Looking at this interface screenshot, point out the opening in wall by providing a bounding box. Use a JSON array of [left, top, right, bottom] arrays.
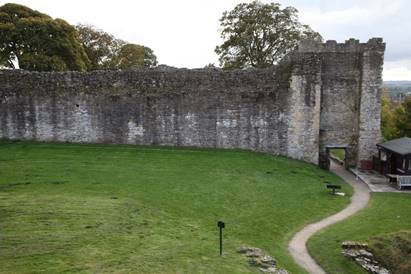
[[325, 145, 348, 169]]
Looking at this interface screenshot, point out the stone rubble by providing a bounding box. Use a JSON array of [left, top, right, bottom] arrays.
[[341, 241, 390, 274], [237, 246, 288, 274]]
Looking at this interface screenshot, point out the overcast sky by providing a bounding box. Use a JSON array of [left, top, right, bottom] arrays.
[[1, 0, 410, 80]]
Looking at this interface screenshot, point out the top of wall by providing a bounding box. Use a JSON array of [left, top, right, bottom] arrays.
[[0, 37, 384, 97], [0, 66, 284, 96], [298, 38, 385, 53]]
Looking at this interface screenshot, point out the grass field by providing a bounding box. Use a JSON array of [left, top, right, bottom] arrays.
[[0, 140, 352, 273], [329, 149, 345, 162], [308, 193, 411, 274]]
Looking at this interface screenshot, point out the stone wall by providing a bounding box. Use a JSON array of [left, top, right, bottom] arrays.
[[316, 38, 384, 168], [0, 38, 385, 168]]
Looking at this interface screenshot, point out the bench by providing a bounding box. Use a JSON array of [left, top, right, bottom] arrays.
[[397, 176, 411, 190], [326, 183, 341, 194]]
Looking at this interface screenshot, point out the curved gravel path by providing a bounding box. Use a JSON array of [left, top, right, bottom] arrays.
[[288, 160, 370, 274]]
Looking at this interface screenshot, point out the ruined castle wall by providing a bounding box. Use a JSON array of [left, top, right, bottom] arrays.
[[358, 40, 385, 166], [0, 60, 321, 164], [318, 40, 365, 168], [0, 38, 385, 168], [299, 38, 385, 168]]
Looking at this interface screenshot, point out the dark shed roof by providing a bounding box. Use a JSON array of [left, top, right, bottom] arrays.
[[377, 137, 411, 156]]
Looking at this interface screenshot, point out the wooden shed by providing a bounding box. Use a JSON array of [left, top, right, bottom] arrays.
[[374, 137, 411, 175]]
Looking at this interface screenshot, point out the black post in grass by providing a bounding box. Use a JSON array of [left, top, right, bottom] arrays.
[[217, 220, 225, 256]]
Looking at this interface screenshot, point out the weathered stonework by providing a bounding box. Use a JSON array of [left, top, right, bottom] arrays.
[[341, 241, 390, 274], [0, 38, 385, 168]]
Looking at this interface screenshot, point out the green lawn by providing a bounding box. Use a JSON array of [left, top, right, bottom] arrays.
[[330, 149, 345, 162], [0, 140, 352, 274], [308, 193, 411, 274]]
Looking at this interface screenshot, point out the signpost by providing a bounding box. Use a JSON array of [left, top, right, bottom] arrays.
[[217, 220, 225, 256]]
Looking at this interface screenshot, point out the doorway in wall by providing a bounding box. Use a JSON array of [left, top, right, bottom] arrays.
[[326, 145, 348, 169]]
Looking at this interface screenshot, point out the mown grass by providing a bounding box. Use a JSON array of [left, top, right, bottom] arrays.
[[308, 193, 411, 274], [0, 140, 352, 273], [330, 149, 345, 162]]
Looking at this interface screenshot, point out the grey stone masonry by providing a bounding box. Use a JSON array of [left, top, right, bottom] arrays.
[[0, 38, 385, 168]]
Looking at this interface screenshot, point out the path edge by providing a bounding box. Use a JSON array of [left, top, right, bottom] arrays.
[[287, 160, 371, 274]]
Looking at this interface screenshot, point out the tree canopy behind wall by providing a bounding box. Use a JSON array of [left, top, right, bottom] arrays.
[[0, 3, 158, 71], [215, 1, 322, 69], [76, 24, 158, 70], [0, 3, 89, 71], [76, 24, 124, 71]]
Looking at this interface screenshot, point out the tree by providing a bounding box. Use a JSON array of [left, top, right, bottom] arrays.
[[76, 24, 125, 70], [215, 1, 322, 69], [76, 24, 157, 70], [381, 90, 411, 140], [381, 91, 399, 140], [0, 3, 89, 71], [112, 43, 145, 69], [395, 97, 411, 137], [142, 46, 157, 68], [110, 43, 158, 70]]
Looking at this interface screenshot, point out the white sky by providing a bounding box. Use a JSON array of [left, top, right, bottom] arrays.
[[1, 0, 411, 80]]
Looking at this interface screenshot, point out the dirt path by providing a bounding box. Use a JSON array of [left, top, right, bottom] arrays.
[[288, 160, 370, 274]]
